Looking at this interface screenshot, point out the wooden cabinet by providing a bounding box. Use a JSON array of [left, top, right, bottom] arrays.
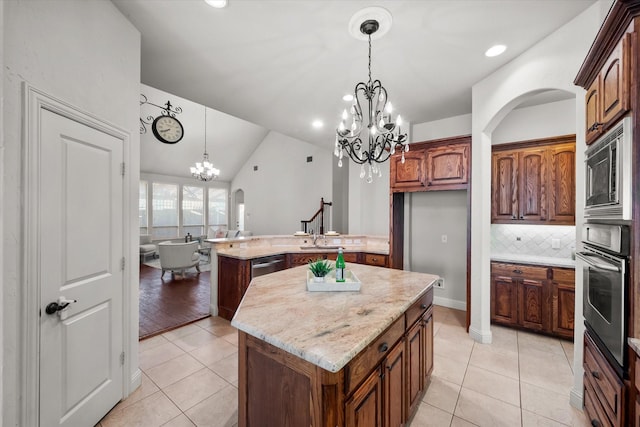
[[550, 268, 575, 340], [288, 252, 329, 267], [491, 137, 575, 225], [490, 262, 574, 339], [584, 35, 631, 145], [364, 253, 388, 267], [584, 331, 626, 427], [390, 136, 470, 193], [238, 287, 434, 427], [217, 256, 250, 321]]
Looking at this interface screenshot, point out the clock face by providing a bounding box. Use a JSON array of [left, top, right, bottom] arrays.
[[152, 115, 184, 144]]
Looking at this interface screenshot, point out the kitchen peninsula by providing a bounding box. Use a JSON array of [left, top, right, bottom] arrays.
[[231, 263, 438, 426]]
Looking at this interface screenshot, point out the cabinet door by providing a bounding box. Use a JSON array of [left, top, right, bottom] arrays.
[[518, 279, 547, 331], [492, 151, 519, 222], [390, 150, 426, 192], [491, 275, 518, 326], [425, 143, 469, 189], [601, 36, 630, 126], [345, 367, 383, 427], [289, 252, 327, 266], [548, 144, 575, 225], [585, 76, 602, 145], [217, 256, 250, 321], [424, 312, 434, 380], [384, 342, 405, 427], [551, 268, 575, 340], [518, 148, 547, 222], [406, 320, 423, 417]]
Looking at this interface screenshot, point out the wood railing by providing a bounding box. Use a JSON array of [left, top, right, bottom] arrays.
[[301, 198, 332, 235]]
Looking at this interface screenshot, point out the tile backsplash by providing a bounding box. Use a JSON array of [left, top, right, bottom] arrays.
[[491, 224, 576, 259]]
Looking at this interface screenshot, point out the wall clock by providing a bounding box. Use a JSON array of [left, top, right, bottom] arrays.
[[151, 115, 184, 144]]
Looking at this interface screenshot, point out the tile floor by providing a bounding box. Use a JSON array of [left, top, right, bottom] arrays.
[[98, 306, 589, 427]]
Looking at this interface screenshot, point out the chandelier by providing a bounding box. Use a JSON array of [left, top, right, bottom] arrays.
[[334, 17, 408, 183], [190, 108, 220, 181]]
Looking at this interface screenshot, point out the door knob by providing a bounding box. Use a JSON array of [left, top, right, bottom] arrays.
[[45, 297, 77, 316]]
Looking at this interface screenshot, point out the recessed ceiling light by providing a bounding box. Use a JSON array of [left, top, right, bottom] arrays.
[[204, 0, 228, 8], [343, 94, 354, 102], [312, 120, 324, 129], [485, 44, 506, 57]]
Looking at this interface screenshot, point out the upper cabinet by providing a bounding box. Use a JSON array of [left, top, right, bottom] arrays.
[[491, 136, 575, 225], [390, 135, 470, 193], [581, 34, 631, 145]]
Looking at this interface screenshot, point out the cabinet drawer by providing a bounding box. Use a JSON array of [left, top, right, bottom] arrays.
[[584, 374, 614, 427], [584, 333, 623, 425], [324, 251, 359, 263], [551, 267, 575, 284], [491, 263, 548, 281], [364, 253, 387, 267], [406, 288, 433, 328], [289, 252, 327, 266], [344, 316, 405, 396]]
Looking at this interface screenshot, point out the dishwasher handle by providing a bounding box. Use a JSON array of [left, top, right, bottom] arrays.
[[251, 259, 285, 269]]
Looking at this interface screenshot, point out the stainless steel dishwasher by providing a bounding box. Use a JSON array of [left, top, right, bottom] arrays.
[[250, 255, 286, 279]]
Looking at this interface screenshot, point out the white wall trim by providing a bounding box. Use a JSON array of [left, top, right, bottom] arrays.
[[469, 326, 492, 344], [433, 296, 466, 311], [21, 83, 134, 425], [569, 388, 584, 409]]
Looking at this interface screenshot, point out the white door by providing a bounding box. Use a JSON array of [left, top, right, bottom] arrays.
[[38, 109, 124, 426]]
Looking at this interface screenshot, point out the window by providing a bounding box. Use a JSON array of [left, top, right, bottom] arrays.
[[208, 188, 228, 234], [183, 185, 204, 237], [152, 183, 179, 239], [139, 181, 148, 235]]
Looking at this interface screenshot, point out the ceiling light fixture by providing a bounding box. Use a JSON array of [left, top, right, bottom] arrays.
[[312, 120, 324, 129], [485, 44, 506, 57], [335, 10, 408, 183], [190, 108, 220, 181], [204, 0, 228, 8]]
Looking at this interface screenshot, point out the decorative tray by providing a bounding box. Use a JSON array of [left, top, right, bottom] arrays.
[[306, 270, 361, 292]]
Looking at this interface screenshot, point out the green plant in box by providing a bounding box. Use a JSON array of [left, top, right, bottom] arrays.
[[308, 258, 333, 278]]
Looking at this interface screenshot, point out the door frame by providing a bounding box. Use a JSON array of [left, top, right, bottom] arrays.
[[21, 84, 135, 426]]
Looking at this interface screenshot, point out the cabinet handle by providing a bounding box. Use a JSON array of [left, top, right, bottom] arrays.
[[591, 419, 601, 427], [378, 343, 389, 353], [519, 215, 524, 220], [588, 122, 603, 132], [513, 269, 523, 274], [511, 215, 516, 219], [591, 370, 600, 380], [420, 304, 427, 309]]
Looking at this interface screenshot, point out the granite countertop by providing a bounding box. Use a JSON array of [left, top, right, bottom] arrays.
[[231, 263, 438, 373], [491, 253, 575, 269], [628, 338, 640, 356]]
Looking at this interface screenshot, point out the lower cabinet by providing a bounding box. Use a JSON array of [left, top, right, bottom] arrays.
[[490, 262, 574, 338], [406, 307, 434, 418], [217, 256, 250, 321]]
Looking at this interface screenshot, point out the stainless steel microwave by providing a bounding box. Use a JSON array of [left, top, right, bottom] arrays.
[[584, 116, 632, 220]]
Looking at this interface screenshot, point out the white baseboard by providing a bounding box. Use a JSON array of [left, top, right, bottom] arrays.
[[128, 368, 142, 397], [433, 296, 466, 311], [469, 326, 492, 344], [569, 388, 583, 409], [210, 304, 218, 317]]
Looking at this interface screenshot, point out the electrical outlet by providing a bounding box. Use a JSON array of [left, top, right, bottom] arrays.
[[552, 238, 561, 249], [435, 278, 445, 289], [441, 234, 447, 243], [516, 236, 521, 241]]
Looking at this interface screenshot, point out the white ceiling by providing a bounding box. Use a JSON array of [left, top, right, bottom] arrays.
[[114, 0, 595, 154]]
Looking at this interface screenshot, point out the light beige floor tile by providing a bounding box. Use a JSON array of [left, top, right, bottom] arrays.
[[409, 402, 453, 427], [454, 388, 521, 427], [139, 335, 170, 353], [163, 368, 229, 412], [436, 323, 476, 345], [439, 309, 467, 328], [184, 384, 238, 427], [193, 316, 230, 329], [221, 332, 238, 347], [450, 416, 479, 426], [116, 372, 159, 410], [488, 325, 519, 354], [209, 352, 238, 383], [433, 320, 443, 336], [469, 343, 519, 379], [172, 329, 218, 352], [145, 353, 205, 389], [162, 324, 203, 342], [521, 382, 576, 425], [518, 330, 565, 355], [519, 348, 574, 395], [422, 376, 461, 413], [204, 324, 238, 337], [190, 337, 238, 366], [561, 340, 575, 372], [434, 334, 474, 364], [522, 410, 566, 426], [161, 414, 196, 427], [139, 341, 186, 371], [101, 391, 181, 427], [462, 365, 520, 406], [433, 354, 468, 386]]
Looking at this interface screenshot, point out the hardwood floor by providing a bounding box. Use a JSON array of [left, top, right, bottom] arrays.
[[139, 264, 211, 340]]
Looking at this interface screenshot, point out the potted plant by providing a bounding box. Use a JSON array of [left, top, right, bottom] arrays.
[[308, 258, 333, 282]]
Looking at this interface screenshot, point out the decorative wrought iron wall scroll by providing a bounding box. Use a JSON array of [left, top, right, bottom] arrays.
[[139, 94, 183, 134]]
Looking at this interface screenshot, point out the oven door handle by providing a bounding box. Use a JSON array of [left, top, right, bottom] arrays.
[[575, 252, 621, 272]]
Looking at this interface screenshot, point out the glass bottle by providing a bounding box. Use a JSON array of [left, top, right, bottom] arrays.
[[335, 248, 346, 282]]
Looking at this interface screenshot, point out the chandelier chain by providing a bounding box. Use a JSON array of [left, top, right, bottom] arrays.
[[368, 34, 372, 85]]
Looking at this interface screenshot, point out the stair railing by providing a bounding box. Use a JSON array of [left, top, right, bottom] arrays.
[[300, 198, 332, 235]]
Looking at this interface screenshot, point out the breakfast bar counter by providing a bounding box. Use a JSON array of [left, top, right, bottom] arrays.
[[231, 263, 438, 426]]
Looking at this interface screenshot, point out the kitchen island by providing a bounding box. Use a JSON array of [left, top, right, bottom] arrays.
[[231, 263, 438, 427]]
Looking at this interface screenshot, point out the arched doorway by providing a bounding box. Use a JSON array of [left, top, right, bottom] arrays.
[[234, 189, 245, 231]]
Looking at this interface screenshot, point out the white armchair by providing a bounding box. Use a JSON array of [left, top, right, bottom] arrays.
[[139, 234, 157, 262], [158, 241, 201, 278]]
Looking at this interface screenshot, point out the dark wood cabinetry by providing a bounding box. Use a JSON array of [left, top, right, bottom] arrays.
[[491, 137, 575, 225], [217, 256, 250, 321], [390, 137, 470, 193], [490, 262, 574, 338], [584, 35, 631, 145]]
